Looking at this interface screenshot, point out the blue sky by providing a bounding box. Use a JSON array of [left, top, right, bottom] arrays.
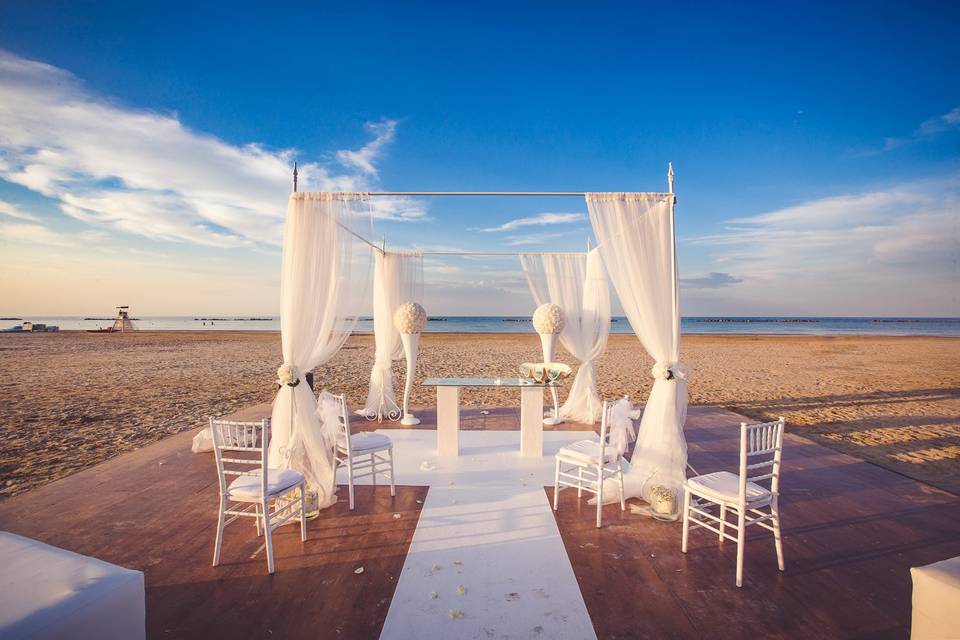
[[0, 1, 957, 316]]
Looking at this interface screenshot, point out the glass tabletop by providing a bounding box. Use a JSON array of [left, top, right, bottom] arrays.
[[422, 376, 556, 387]]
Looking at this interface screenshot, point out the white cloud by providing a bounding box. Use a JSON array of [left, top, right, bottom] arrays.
[[0, 200, 39, 222], [688, 175, 960, 315], [336, 120, 397, 174], [504, 230, 580, 246], [0, 222, 75, 247], [0, 50, 421, 249], [883, 105, 960, 151], [680, 272, 743, 289], [477, 212, 584, 232]]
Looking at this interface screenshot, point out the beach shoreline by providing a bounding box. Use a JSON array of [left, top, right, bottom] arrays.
[[1, 331, 958, 497]]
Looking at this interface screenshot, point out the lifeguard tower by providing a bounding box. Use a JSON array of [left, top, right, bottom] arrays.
[[111, 306, 136, 332]]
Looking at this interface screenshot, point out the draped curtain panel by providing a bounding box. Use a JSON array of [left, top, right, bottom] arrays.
[[361, 250, 424, 418], [519, 250, 611, 423], [586, 192, 689, 501], [269, 192, 370, 509]]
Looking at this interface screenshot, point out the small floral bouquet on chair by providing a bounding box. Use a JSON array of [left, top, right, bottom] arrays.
[[277, 363, 300, 388]]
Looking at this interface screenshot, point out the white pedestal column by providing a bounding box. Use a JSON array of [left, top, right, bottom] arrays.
[[539, 333, 562, 426], [400, 332, 420, 426], [436, 386, 460, 456], [520, 385, 545, 457]]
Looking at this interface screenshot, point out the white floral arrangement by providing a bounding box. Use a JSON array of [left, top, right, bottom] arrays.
[[277, 363, 300, 387], [650, 484, 677, 519], [651, 362, 690, 381], [532, 303, 565, 335], [393, 302, 427, 334]]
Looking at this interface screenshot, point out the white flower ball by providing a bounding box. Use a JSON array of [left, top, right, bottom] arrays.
[[394, 302, 427, 334], [277, 363, 300, 386], [532, 303, 565, 335]]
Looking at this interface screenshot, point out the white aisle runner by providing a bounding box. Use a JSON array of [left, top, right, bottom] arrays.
[[338, 429, 598, 640]]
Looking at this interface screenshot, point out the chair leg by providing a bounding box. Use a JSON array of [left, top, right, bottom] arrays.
[[595, 463, 604, 528], [736, 508, 746, 587], [772, 499, 785, 571], [370, 453, 376, 486], [255, 502, 262, 537], [388, 449, 396, 498], [212, 496, 226, 567], [681, 488, 691, 553], [577, 466, 583, 498], [263, 499, 276, 574], [617, 460, 625, 511], [299, 484, 307, 543], [346, 455, 355, 511], [554, 460, 562, 510], [719, 503, 726, 545]]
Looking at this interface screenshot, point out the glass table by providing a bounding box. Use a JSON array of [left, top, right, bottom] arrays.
[[422, 377, 557, 457]]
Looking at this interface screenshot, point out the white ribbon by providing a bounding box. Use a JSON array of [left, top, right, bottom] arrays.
[[315, 390, 343, 452], [608, 397, 637, 455]]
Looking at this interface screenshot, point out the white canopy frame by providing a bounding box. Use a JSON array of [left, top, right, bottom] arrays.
[[275, 163, 685, 508]]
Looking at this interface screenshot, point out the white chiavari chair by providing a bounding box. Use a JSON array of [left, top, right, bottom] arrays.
[[332, 394, 395, 510], [210, 417, 306, 574], [553, 399, 625, 528], [681, 417, 786, 587]]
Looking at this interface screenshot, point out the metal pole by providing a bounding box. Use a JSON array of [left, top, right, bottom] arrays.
[[667, 162, 679, 356]]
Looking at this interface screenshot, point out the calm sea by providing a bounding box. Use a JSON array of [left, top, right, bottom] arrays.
[[6, 316, 960, 336]]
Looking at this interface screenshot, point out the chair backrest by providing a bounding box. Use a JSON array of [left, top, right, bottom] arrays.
[[598, 400, 614, 451], [333, 393, 352, 458], [210, 417, 269, 499], [738, 417, 785, 500]]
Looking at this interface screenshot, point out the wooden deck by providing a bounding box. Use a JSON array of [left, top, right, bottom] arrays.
[[1, 405, 958, 639]]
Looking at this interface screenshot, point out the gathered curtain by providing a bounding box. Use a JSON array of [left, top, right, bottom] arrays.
[[360, 250, 424, 419], [586, 192, 689, 502], [519, 250, 611, 423], [268, 192, 370, 509]]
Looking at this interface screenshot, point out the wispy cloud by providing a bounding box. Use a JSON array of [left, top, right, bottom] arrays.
[[0, 50, 421, 250], [476, 212, 584, 232], [336, 120, 397, 174], [504, 230, 580, 246], [0, 200, 39, 222], [680, 272, 743, 289], [689, 175, 960, 314], [882, 105, 960, 151], [0, 222, 75, 247]]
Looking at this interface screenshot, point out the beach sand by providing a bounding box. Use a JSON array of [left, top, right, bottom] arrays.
[[1, 331, 957, 497]]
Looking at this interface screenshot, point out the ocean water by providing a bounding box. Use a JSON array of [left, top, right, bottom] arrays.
[[5, 316, 960, 336]]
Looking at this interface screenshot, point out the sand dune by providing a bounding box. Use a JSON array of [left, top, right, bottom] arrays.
[[1, 331, 957, 497]]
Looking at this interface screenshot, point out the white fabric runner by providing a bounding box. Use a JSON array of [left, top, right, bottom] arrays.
[[586, 192, 689, 502], [269, 193, 370, 509], [361, 251, 423, 419], [519, 250, 611, 423]]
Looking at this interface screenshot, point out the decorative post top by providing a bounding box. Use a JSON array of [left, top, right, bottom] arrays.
[[293, 162, 298, 193], [668, 162, 674, 194]]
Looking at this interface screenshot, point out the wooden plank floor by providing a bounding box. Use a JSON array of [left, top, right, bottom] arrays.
[[1, 404, 958, 638], [551, 407, 960, 639]]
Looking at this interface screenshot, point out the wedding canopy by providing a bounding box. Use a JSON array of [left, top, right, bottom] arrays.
[[269, 166, 688, 508]]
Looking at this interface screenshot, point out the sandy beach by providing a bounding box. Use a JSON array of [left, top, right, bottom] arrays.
[[1, 331, 958, 497]]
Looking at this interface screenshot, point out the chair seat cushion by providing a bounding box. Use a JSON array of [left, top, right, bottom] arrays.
[[227, 468, 303, 500], [339, 432, 392, 453], [686, 471, 770, 504], [557, 439, 619, 465]]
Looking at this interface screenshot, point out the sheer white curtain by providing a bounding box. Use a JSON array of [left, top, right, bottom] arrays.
[[586, 192, 689, 502], [519, 250, 611, 423], [269, 192, 370, 509], [360, 250, 424, 419]]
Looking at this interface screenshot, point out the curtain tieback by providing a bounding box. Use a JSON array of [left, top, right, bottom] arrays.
[[277, 363, 301, 387], [651, 362, 690, 381]]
